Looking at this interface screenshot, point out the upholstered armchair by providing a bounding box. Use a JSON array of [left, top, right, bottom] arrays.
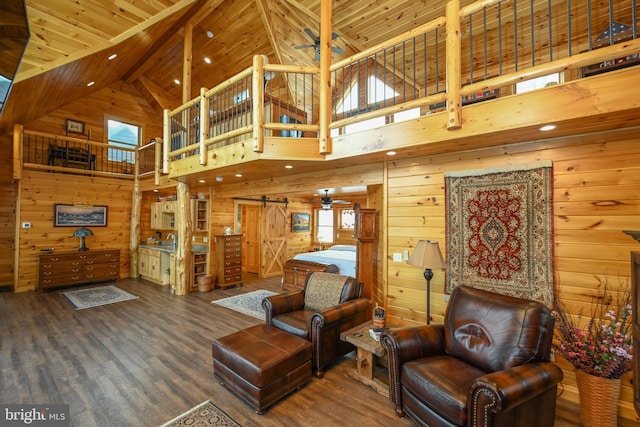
[[262, 271, 370, 378], [380, 285, 563, 427]]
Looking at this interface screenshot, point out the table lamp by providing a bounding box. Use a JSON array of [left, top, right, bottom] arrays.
[[407, 240, 446, 324]]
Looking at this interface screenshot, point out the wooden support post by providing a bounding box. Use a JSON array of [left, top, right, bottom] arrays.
[[182, 22, 192, 104], [174, 182, 192, 295], [253, 55, 265, 153], [318, 0, 332, 154], [130, 179, 141, 278], [154, 137, 161, 186], [446, 0, 462, 130], [163, 109, 170, 174], [199, 87, 207, 165], [13, 124, 23, 180]]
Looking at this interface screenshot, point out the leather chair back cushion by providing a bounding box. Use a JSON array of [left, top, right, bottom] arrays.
[[303, 272, 353, 311], [444, 285, 553, 373]]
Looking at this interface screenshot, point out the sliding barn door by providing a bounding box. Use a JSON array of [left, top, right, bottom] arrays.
[[242, 205, 260, 274], [261, 204, 287, 278]]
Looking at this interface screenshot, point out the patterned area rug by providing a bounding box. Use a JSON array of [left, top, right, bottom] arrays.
[[444, 161, 554, 307], [62, 285, 139, 310], [212, 289, 277, 320], [160, 400, 240, 427]]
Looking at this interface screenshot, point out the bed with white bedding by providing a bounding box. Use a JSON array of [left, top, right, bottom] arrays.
[[292, 244, 357, 277]]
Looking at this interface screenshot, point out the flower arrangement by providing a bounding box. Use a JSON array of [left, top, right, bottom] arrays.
[[553, 281, 633, 379]]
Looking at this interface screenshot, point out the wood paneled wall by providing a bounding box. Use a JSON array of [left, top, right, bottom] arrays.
[[26, 81, 163, 145], [15, 171, 133, 292], [385, 126, 640, 421]]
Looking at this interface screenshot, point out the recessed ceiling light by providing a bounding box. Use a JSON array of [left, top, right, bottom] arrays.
[[235, 173, 242, 177], [174, 79, 181, 85], [86, 81, 95, 87], [207, 30, 214, 38], [284, 165, 293, 169], [539, 124, 556, 131], [153, 189, 159, 192], [386, 151, 396, 156], [108, 53, 117, 60], [198, 179, 205, 183], [204, 57, 211, 64]]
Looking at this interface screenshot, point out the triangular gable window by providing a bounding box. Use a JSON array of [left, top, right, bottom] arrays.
[[368, 75, 398, 103], [335, 81, 359, 115]]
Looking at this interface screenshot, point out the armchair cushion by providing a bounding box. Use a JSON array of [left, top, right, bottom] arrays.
[[271, 310, 314, 338]]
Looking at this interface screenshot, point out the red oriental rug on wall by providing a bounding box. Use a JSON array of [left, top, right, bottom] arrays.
[[444, 161, 554, 307]]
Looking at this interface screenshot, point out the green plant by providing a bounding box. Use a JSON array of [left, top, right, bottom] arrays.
[[553, 278, 632, 379]]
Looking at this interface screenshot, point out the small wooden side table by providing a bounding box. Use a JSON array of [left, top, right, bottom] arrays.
[[340, 320, 390, 396]]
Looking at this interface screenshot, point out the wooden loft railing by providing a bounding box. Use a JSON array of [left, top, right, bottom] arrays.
[[12, 125, 150, 180], [163, 0, 639, 175], [163, 56, 320, 172]]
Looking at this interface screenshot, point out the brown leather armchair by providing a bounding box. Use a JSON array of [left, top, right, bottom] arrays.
[[380, 285, 563, 427], [262, 271, 370, 378]]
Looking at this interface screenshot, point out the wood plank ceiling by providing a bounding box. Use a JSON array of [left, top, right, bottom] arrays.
[[1, 0, 467, 136]]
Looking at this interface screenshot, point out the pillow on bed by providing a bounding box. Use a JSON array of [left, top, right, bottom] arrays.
[[328, 245, 357, 252]]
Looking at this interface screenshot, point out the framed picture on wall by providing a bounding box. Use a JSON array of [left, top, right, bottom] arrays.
[[54, 204, 108, 227], [291, 212, 310, 232], [66, 119, 85, 134]]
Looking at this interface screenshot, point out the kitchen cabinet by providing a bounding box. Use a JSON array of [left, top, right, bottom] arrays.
[[150, 201, 176, 230], [138, 247, 162, 283]]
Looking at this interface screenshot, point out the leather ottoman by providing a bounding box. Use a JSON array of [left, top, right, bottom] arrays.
[[212, 324, 312, 414]]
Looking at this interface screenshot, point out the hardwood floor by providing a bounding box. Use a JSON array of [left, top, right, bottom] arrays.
[[0, 273, 605, 426]]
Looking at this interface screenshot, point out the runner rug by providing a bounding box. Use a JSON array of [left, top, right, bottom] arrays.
[[444, 160, 554, 307], [62, 285, 139, 310], [160, 400, 240, 427], [212, 289, 278, 320]]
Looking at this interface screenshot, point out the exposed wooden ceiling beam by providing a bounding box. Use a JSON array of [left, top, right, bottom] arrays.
[[255, 0, 283, 65], [135, 76, 178, 112]]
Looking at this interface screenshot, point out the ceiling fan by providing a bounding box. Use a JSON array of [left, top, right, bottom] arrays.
[[320, 189, 350, 209], [294, 28, 345, 61]]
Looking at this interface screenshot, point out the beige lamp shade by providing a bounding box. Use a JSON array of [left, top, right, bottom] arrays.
[[407, 240, 446, 270]]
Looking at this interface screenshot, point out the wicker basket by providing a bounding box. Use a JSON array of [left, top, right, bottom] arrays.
[[575, 369, 621, 427], [198, 275, 213, 292]]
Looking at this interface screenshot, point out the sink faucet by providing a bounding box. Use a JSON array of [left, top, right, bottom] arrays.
[[167, 233, 177, 247]]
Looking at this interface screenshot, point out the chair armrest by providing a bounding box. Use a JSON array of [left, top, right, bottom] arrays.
[[380, 325, 445, 416], [311, 298, 371, 327], [262, 292, 305, 324], [469, 362, 564, 425]]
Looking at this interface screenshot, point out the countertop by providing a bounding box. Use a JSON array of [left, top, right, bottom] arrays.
[[138, 243, 209, 254]]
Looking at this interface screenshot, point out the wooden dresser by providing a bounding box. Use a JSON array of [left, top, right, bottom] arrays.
[[214, 234, 242, 289], [38, 249, 120, 293]]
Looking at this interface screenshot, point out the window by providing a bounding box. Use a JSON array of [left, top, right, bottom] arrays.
[[515, 73, 561, 94], [394, 107, 421, 123], [335, 81, 359, 115], [367, 75, 398, 103], [107, 119, 139, 163], [340, 209, 355, 229], [316, 209, 334, 243], [345, 116, 385, 134]]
